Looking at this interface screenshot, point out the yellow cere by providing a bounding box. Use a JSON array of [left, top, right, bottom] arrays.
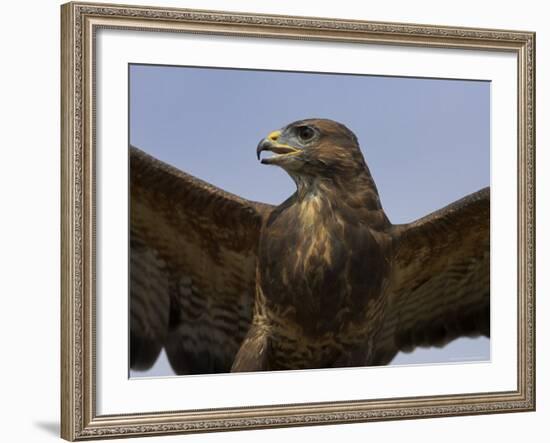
[[268, 130, 281, 141], [265, 130, 299, 154]]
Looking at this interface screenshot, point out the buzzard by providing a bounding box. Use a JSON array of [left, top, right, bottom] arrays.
[[130, 118, 489, 374]]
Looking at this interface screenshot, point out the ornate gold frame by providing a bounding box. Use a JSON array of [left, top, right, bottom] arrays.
[[60, 1, 536, 440]]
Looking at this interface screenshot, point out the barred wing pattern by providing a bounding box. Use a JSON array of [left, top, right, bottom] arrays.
[[373, 188, 490, 365], [130, 146, 272, 374]]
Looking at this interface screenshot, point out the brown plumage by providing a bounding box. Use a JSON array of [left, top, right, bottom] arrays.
[[130, 118, 489, 374]]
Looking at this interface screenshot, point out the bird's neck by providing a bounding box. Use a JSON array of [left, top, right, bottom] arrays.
[[291, 167, 384, 212]]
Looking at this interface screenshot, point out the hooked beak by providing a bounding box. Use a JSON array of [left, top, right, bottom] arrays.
[[256, 131, 301, 165]]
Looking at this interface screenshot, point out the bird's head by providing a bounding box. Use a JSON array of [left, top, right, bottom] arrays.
[[256, 119, 366, 180]]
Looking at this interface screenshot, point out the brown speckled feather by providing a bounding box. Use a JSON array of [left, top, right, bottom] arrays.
[[372, 187, 490, 365], [130, 146, 272, 374]]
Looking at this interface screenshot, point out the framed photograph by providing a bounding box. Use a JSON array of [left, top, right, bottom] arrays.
[[61, 1, 535, 440]]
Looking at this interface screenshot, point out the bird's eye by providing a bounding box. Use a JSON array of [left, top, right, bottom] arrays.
[[296, 126, 315, 142]]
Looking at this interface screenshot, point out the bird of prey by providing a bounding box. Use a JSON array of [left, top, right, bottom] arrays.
[[130, 118, 489, 375]]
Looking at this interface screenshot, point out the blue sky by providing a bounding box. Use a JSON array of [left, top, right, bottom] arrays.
[[129, 63, 490, 377]]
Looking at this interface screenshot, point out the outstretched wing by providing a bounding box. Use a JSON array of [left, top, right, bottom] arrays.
[[372, 187, 490, 365], [130, 146, 272, 374]]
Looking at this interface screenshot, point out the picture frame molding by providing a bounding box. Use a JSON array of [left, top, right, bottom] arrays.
[[60, 1, 536, 440]]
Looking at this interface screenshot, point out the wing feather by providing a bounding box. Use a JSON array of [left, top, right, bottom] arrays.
[[372, 187, 490, 365], [130, 146, 272, 374]]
